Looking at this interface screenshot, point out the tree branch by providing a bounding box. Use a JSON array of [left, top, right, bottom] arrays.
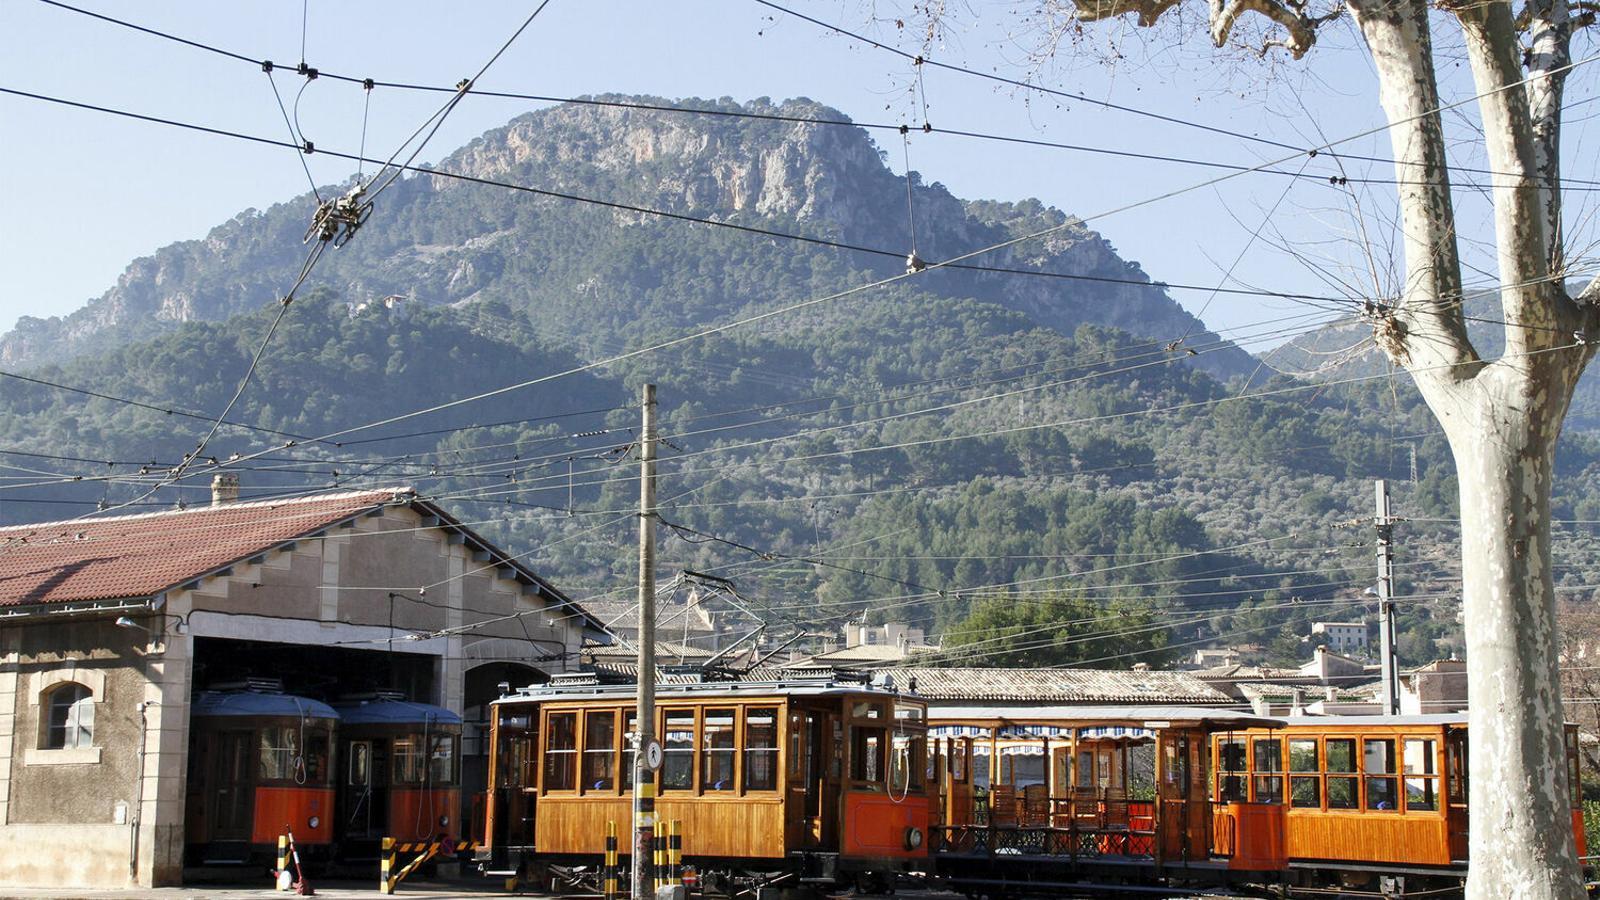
[[1523, 0, 1572, 275], [1345, 0, 1478, 378], [1452, 0, 1570, 357]]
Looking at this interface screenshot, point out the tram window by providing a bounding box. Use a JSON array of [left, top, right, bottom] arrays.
[[1164, 737, 1190, 789], [1076, 750, 1093, 788], [852, 701, 885, 721], [1326, 738, 1357, 809], [305, 728, 330, 783], [259, 726, 299, 781], [429, 734, 456, 784], [544, 713, 577, 792], [1364, 739, 1397, 811], [1446, 731, 1467, 803], [350, 742, 370, 786], [1288, 739, 1319, 808], [1252, 737, 1282, 803], [394, 736, 425, 784], [662, 711, 695, 791], [703, 709, 737, 791], [788, 713, 804, 778], [853, 728, 886, 787], [584, 711, 616, 791], [1403, 737, 1438, 812], [622, 713, 637, 790], [745, 708, 778, 791], [1217, 738, 1246, 802], [891, 734, 915, 794]]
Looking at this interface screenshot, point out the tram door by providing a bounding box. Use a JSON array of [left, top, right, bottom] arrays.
[[1156, 730, 1207, 862], [798, 709, 840, 849], [343, 740, 389, 839], [209, 730, 254, 841]]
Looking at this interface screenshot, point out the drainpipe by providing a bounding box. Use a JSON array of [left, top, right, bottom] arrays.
[[130, 700, 159, 882]]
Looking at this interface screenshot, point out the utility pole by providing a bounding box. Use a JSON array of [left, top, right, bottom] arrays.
[[1374, 479, 1400, 716], [632, 384, 658, 900]]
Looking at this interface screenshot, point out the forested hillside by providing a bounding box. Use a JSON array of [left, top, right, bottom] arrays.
[[5, 97, 1599, 670]]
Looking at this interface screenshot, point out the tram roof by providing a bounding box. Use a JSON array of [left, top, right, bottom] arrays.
[[1268, 713, 1470, 728], [332, 698, 462, 726], [192, 690, 339, 720], [927, 704, 1282, 729], [493, 675, 915, 706]]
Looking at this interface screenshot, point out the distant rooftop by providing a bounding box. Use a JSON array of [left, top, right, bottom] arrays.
[[884, 667, 1230, 705]]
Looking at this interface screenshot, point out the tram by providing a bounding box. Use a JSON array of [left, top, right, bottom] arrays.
[[481, 666, 1595, 897], [184, 686, 339, 865], [333, 695, 462, 852], [481, 671, 932, 892]]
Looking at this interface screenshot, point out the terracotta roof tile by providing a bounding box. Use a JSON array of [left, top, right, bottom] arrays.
[[0, 488, 413, 608]]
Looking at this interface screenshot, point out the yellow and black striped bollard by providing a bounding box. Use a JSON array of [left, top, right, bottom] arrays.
[[379, 836, 394, 894], [668, 820, 682, 887], [653, 821, 666, 892], [276, 834, 289, 891], [605, 820, 620, 900]]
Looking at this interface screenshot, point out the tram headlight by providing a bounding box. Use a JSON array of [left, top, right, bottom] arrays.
[[308, 815, 320, 830], [439, 815, 450, 827], [904, 827, 924, 850]]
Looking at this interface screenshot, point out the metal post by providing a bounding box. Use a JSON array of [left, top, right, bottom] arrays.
[[632, 384, 658, 900], [669, 819, 682, 886], [1375, 479, 1400, 716], [605, 821, 620, 900]]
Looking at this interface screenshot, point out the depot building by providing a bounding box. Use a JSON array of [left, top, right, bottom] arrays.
[[0, 482, 602, 889]]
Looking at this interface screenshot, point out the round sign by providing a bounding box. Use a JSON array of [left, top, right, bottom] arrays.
[[644, 739, 663, 770]]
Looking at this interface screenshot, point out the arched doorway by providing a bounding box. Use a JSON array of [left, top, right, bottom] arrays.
[[461, 660, 548, 838]]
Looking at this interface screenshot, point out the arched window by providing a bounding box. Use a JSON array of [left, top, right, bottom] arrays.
[[45, 682, 93, 750]]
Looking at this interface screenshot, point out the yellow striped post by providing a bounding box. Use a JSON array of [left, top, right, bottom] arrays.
[[605, 820, 620, 900], [276, 833, 289, 891], [379, 836, 394, 894], [668, 820, 682, 886], [653, 821, 665, 892]]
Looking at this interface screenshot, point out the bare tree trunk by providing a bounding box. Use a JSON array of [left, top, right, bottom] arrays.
[[1441, 362, 1585, 899]]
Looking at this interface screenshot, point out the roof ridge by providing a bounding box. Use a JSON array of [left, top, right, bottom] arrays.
[[0, 485, 415, 534]]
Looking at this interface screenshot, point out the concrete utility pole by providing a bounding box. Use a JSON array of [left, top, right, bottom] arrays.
[[632, 384, 658, 900], [1374, 479, 1400, 716]]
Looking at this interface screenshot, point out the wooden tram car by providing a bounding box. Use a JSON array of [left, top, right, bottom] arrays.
[[481, 672, 933, 891], [333, 696, 462, 851], [479, 670, 1590, 898], [184, 688, 339, 864]]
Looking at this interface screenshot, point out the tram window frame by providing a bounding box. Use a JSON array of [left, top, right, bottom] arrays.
[[393, 734, 426, 785], [1252, 738, 1283, 804], [1403, 736, 1439, 812], [1446, 730, 1467, 803], [1363, 738, 1398, 812], [582, 710, 617, 794], [702, 708, 738, 793], [851, 726, 887, 790], [543, 712, 578, 793], [1288, 738, 1320, 809], [1326, 738, 1358, 810], [621, 712, 637, 791], [744, 707, 779, 793], [661, 709, 696, 792], [1568, 729, 1582, 807], [259, 724, 302, 783], [1217, 737, 1247, 803]]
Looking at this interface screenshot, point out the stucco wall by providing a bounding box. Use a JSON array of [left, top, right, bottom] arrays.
[[7, 619, 148, 827]]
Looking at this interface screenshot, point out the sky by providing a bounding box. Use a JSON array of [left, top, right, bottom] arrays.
[[2, 0, 1598, 353]]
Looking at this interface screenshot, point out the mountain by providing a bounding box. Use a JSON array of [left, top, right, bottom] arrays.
[[6, 96, 1600, 669], [0, 96, 1253, 380]]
